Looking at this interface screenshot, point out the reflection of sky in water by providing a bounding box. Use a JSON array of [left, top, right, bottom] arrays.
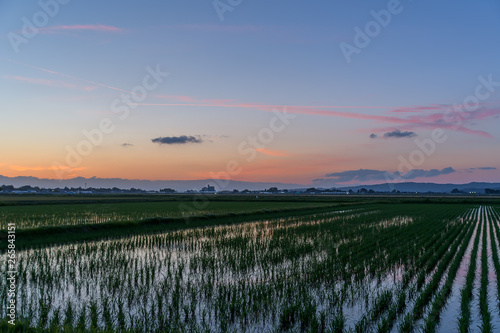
[[1, 207, 498, 331]]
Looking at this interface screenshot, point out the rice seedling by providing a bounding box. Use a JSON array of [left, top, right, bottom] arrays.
[[479, 207, 493, 332], [489, 206, 500, 312], [1, 202, 498, 331], [0, 200, 335, 230]]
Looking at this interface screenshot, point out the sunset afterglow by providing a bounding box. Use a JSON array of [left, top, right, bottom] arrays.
[[2, 0, 499, 186]]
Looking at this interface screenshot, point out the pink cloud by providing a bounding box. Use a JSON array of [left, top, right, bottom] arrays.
[[390, 104, 449, 113], [255, 148, 290, 157], [129, 96, 499, 138], [133, 101, 392, 110], [7, 59, 138, 95], [280, 104, 498, 138]]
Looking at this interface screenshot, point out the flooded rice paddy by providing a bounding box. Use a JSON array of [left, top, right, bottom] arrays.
[[1, 204, 500, 332]]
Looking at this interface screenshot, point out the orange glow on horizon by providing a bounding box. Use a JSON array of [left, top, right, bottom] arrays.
[[254, 148, 290, 157]]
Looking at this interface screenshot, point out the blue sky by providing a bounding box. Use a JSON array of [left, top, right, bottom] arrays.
[[1, 0, 499, 185]]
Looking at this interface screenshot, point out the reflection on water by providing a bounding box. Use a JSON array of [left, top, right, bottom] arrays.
[[1, 206, 497, 331]]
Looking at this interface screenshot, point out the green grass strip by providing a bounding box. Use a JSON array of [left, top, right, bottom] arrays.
[[0, 204, 350, 250]]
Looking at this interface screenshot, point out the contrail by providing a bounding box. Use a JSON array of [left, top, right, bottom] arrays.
[[128, 103, 395, 109]]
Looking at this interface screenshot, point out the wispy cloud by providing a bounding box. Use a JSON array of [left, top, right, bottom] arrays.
[[325, 169, 390, 183], [282, 105, 496, 138], [468, 167, 497, 171], [130, 95, 500, 138], [200, 134, 229, 142], [121, 143, 134, 148], [402, 167, 456, 180], [3, 75, 96, 91], [324, 167, 456, 183], [6, 59, 138, 95], [152, 135, 203, 145], [390, 104, 450, 113], [133, 101, 393, 110], [383, 130, 417, 138], [370, 130, 417, 139], [38, 24, 123, 34]]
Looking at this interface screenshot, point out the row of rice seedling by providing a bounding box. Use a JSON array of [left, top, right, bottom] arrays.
[[491, 207, 500, 313], [398, 209, 475, 332], [375, 214, 473, 333], [479, 207, 493, 332], [3, 203, 495, 331], [409, 206, 500, 333], [457, 208, 482, 332], [421, 209, 480, 332], [352, 208, 472, 332], [446, 205, 500, 333]]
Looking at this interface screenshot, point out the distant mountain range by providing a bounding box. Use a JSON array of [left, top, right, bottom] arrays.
[[0, 175, 499, 193], [336, 182, 500, 193]]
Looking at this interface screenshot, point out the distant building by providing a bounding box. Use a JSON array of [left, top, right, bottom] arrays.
[[200, 184, 216, 193]]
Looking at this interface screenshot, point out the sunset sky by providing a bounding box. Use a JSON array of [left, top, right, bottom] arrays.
[[1, 0, 500, 186]]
